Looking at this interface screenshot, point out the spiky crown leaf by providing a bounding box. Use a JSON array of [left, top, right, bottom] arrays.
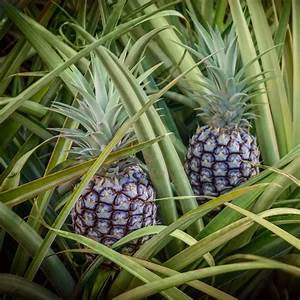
[[51, 53, 134, 160], [188, 16, 262, 129]]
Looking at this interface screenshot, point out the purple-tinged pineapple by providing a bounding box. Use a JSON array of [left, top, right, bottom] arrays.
[[185, 126, 259, 201], [52, 53, 156, 253], [184, 24, 260, 206], [71, 159, 156, 254]]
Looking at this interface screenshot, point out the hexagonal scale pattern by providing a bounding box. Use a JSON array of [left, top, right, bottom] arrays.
[[185, 126, 260, 200], [71, 160, 156, 254]]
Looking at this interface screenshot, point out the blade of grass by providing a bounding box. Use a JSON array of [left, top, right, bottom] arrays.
[[0, 273, 60, 300], [1, 4, 184, 124], [135, 0, 203, 87], [114, 259, 300, 300], [108, 184, 268, 297], [0, 100, 48, 118], [136, 185, 267, 260], [129, 257, 237, 300], [0, 137, 55, 191], [292, 0, 300, 146], [200, 155, 300, 253], [253, 155, 300, 213], [274, 0, 291, 59], [164, 207, 300, 271], [213, 0, 227, 29], [218, 225, 300, 293], [225, 203, 300, 249], [229, 0, 280, 164], [0, 201, 74, 298], [246, 0, 292, 155], [11, 112, 52, 140], [0, 1, 60, 94], [0, 136, 166, 206], [45, 228, 192, 300]]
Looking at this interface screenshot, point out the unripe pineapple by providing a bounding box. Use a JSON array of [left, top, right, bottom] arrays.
[[184, 23, 260, 204], [53, 54, 156, 253]]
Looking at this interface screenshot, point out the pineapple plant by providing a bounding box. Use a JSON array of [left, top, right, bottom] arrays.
[[52, 54, 157, 254], [184, 24, 260, 202], [1, 3, 300, 300]]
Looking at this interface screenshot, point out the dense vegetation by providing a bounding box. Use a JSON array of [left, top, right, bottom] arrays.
[[0, 1, 299, 299]]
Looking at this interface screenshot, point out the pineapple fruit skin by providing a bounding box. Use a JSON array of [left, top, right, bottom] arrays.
[[71, 160, 156, 254], [185, 126, 260, 200]]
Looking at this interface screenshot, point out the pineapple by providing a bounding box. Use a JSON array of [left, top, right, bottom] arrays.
[[184, 24, 260, 204], [52, 54, 157, 254]]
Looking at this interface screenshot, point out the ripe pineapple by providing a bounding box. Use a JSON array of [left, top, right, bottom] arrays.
[[184, 24, 260, 203], [53, 54, 157, 254]]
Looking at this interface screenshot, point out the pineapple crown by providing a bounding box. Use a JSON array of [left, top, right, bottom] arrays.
[[51, 53, 134, 160], [187, 17, 260, 129]]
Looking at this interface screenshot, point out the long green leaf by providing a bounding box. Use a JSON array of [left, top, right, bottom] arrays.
[[246, 0, 292, 155], [0, 137, 165, 206], [226, 203, 300, 249], [114, 259, 300, 300], [0, 202, 74, 298], [129, 257, 237, 300], [164, 207, 300, 271], [292, 0, 300, 145], [1, 4, 183, 124], [229, 0, 280, 164], [0, 274, 60, 300], [46, 229, 191, 300]]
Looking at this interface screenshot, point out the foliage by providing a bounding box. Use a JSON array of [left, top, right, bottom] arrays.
[[0, 1, 299, 299]]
